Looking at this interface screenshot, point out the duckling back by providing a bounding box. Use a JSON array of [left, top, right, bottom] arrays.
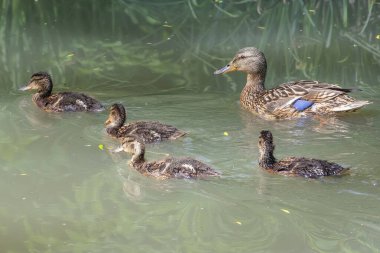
[[159, 157, 220, 179], [42, 92, 104, 112], [131, 154, 220, 180], [117, 121, 186, 143], [274, 157, 349, 178]]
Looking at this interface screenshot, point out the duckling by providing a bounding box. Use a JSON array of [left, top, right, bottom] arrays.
[[214, 47, 370, 119], [258, 130, 348, 178], [19, 72, 104, 112], [105, 103, 186, 143], [118, 135, 220, 179]]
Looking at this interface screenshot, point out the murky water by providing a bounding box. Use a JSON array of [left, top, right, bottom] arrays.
[[1, 1, 380, 253]]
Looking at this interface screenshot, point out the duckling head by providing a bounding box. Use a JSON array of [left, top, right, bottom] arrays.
[[105, 103, 126, 129], [19, 72, 53, 96], [258, 130, 276, 168], [121, 135, 146, 163], [214, 47, 267, 76]]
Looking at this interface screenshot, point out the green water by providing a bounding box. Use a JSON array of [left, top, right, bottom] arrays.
[[1, 1, 380, 252]]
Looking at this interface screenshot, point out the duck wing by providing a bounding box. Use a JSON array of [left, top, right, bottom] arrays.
[[275, 157, 348, 178], [282, 80, 352, 102], [46, 92, 104, 112], [259, 80, 366, 116], [140, 157, 219, 179], [158, 157, 219, 179]]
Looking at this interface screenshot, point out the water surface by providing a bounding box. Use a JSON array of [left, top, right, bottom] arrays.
[[0, 1, 380, 252]]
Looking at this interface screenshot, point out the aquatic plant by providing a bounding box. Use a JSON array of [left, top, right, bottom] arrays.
[[0, 0, 378, 93]]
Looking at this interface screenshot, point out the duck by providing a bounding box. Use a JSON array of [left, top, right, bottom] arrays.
[[214, 47, 371, 120], [105, 103, 186, 143], [19, 72, 104, 112], [117, 135, 220, 179], [258, 130, 349, 178]]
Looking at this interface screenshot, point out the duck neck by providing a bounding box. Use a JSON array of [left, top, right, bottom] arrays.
[[130, 142, 146, 171], [32, 92, 49, 107], [32, 81, 53, 104], [244, 73, 266, 94], [131, 153, 145, 165], [106, 117, 125, 135], [106, 126, 120, 136], [39, 79, 53, 98], [259, 147, 276, 169]]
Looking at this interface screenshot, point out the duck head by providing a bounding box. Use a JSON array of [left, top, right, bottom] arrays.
[[214, 47, 267, 76], [19, 72, 53, 96], [121, 135, 146, 163], [105, 103, 126, 129]]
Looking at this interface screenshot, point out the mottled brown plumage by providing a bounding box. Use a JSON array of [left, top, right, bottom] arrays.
[[19, 72, 104, 112], [119, 135, 220, 179], [258, 130, 348, 178], [214, 47, 370, 119], [105, 103, 186, 143]]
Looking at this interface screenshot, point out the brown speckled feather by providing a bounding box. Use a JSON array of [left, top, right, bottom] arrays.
[[106, 103, 186, 143], [258, 130, 349, 178], [215, 47, 370, 119], [111, 121, 185, 143], [133, 157, 219, 179], [123, 136, 220, 179], [242, 80, 369, 119], [34, 92, 104, 112], [273, 157, 348, 178], [21, 72, 104, 112]]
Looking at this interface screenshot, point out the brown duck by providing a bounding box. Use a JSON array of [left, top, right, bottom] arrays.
[[214, 47, 370, 119], [105, 103, 186, 143], [19, 72, 104, 112], [117, 135, 220, 179], [258, 130, 348, 178]]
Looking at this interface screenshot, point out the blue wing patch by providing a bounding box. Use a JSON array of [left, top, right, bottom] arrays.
[[293, 99, 314, 111]]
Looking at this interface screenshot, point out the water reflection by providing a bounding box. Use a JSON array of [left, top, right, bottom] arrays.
[[2, 88, 380, 252], [18, 97, 57, 128], [239, 109, 354, 136], [1, 1, 380, 252]]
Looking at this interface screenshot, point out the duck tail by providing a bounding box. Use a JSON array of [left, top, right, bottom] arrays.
[[339, 167, 350, 176], [328, 87, 362, 93], [170, 130, 187, 140], [331, 100, 371, 112]]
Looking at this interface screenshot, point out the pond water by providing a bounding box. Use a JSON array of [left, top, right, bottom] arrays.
[[0, 1, 380, 253]]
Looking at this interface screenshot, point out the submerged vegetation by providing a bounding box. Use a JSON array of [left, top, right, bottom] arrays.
[[0, 0, 379, 93]]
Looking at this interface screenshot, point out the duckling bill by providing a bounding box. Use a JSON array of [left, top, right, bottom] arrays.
[[215, 47, 371, 119], [105, 103, 186, 143], [258, 130, 348, 178], [119, 135, 220, 179], [20, 72, 104, 112]]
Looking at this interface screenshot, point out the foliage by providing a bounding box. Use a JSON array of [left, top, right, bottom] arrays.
[[0, 0, 379, 93]]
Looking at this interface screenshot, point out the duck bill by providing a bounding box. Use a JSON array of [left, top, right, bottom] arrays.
[[19, 84, 32, 91], [213, 64, 237, 75], [104, 117, 112, 126], [111, 145, 124, 153]]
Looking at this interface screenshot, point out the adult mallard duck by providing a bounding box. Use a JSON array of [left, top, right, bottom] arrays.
[[214, 47, 370, 120], [117, 135, 220, 179], [105, 103, 186, 143], [19, 72, 104, 112], [258, 130, 348, 178]]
